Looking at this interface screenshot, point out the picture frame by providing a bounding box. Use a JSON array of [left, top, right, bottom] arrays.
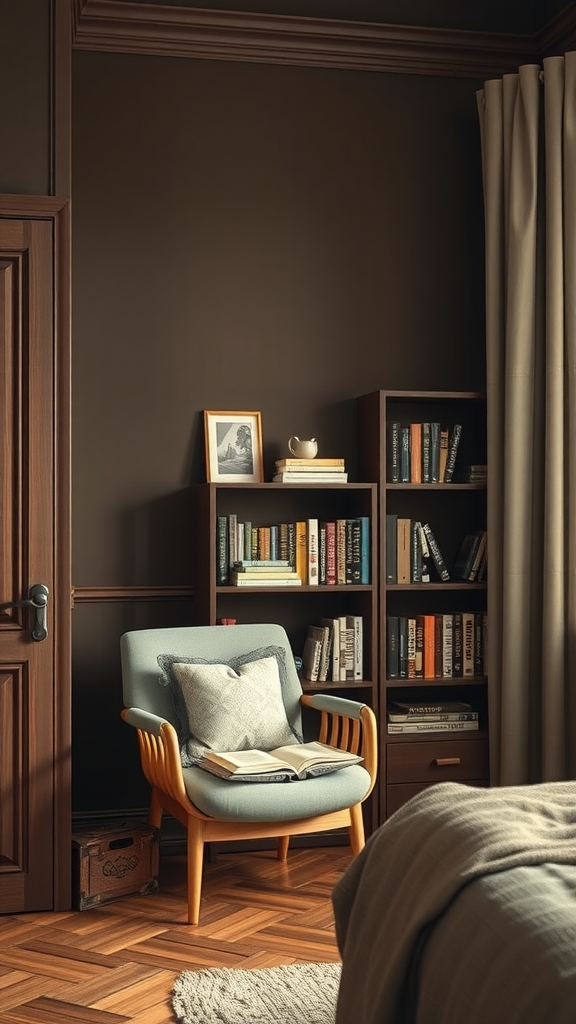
[[204, 410, 264, 483]]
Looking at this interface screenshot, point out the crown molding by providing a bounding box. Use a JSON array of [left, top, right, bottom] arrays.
[[71, 0, 542, 78]]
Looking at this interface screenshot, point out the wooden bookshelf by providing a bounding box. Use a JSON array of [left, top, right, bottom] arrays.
[[357, 390, 489, 823]]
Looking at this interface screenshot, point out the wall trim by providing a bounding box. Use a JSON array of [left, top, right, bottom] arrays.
[[72, 585, 194, 604], [71, 0, 546, 78]]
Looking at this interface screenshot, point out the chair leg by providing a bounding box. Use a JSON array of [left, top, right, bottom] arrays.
[[349, 804, 366, 856], [277, 835, 289, 861], [148, 787, 163, 829], [187, 816, 206, 925]]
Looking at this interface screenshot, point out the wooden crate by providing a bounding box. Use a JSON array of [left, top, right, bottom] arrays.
[[72, 819, 160, 910]]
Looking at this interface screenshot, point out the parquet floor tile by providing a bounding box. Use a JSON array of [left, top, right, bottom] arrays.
[[0, 845, 351, 1023]]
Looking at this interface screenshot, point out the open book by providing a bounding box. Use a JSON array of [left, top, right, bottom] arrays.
[[196, 740, 363, 782]]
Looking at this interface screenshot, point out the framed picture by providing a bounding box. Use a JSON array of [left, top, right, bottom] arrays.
[[204, 410, 264, 483]]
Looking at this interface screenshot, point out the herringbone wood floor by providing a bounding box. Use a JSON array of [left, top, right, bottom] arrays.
[[0, 845, 350, 1024]]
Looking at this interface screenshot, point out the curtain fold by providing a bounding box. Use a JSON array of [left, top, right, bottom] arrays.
[[477, 53, 576, 786]]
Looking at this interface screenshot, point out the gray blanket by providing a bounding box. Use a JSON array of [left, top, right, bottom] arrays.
[[332, 781, 576, 1024]]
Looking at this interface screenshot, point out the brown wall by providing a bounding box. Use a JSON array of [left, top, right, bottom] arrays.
[[69, 49, 486, 814]]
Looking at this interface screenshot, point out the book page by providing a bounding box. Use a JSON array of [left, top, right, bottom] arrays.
[[269, 741, 360, 771]]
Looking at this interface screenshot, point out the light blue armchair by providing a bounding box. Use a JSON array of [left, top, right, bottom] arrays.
[[120, 622, 377, 924]]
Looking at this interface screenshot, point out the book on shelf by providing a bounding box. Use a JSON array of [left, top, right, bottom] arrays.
[[414, 614, 424, 678], [339, 615, 355, 680], [429, 421, 441, 482], [233, 559, 292, 569], [257, 525, 271, 561], [387, 616, 400, 679], [452, 531, 480, 580], [387, 421, 401, 482], [438, 426, 450, 482], [216, 617, 237, 625], [197, 740, 363, 781], [346, 614, 363, 679], [243, 521, 252, 561], [410, 422, 422, 483], [442, 612, 453, 677], [275, 458, 346, 468], [318, 522, 327, 584], [302, 625, 327, 682], [295, 520, 308, 583], [272, 472, 349, 482], [216, 515, 229, 584], [230, 568, 300, 580], [468, 531, 487, 582], [462, 611, 475, 676], [345, 519, 359, 584], [423, 613, 435, 678], [397, 517, 412, 584], [410, 520, 423, 583], [398, 615, 408, 678], [336, 519, 347, 585], [421, 522, 450, 581], [307, 518, 319, 586], [444, 423, 463, 483], [387, 720, 479, 734], [407, 616, 417, 679], [359, 516, 370, 585], [452, 611, 463, 677], [418, 522, 431, 583], [230, 575, 302, 587], [400, 426, 410, 482], [386, 514, 398, 584], [320, 616, 340, 682], [228, 513, 238, 568], [454, 464, 487, 483], [421, 422, 431, 483], [474, 612, 484, 676], [387, 699, 474, 719], [323, 520, 337, 585]]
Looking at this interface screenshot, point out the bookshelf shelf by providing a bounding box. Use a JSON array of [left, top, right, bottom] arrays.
[[357, 389, 489, 823]]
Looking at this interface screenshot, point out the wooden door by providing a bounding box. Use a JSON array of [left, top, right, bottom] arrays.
[[0, 196, 71, 912]]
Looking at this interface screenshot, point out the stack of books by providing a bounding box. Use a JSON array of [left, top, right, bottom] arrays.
[[272, 458, 348, 483], [454, 464, 487, 483], [230, 560, 302, 587], [301, 615, 363, 683], [387, 699, 479, 734]]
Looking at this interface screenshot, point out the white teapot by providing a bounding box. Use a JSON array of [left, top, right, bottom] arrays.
[[288, 436, 318, 459]]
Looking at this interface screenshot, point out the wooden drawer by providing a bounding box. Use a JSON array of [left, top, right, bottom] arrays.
[[386, 738, 489, 784], [386, 778, 489, 818]]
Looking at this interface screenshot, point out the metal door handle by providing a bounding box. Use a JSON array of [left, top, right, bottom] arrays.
[[0, 583, 49, 641]]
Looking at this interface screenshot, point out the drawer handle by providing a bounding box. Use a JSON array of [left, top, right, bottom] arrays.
[[433, 757, 461, 766]]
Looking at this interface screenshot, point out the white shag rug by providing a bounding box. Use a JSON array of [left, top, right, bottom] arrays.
[[172, 961, 341, 1024]]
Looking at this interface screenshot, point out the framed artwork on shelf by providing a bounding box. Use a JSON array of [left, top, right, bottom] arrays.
[[204, 410, 264, 483]]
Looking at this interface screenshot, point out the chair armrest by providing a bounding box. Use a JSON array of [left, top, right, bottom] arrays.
[[120, 707, 193, 810], [122, 706, 170, 735], [300, 693, 378, 794]]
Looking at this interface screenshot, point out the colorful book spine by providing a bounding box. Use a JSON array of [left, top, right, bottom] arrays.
[[387, 720, 479, 734], [387, 421, 401, 482], [358, 516, 370, 585], [307, 518, 319, 586], [444, 423, 463, 482], [216, 515, 229, 584]]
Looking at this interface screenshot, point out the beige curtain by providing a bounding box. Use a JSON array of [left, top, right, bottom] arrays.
[[477, 54, 576, 786]]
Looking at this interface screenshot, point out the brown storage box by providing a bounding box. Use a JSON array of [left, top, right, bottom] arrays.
[[72, 819, 160, 910]]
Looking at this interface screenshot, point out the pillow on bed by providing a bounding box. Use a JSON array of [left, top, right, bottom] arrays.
[[158, 646, 301, 767]]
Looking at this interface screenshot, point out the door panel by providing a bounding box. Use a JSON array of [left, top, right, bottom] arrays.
[[0, 197, 71, 913]]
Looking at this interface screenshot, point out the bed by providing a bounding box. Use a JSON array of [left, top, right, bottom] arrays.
[[332, 780, 576, 1024]]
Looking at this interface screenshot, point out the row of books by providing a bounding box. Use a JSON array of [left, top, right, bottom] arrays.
[[301, 615, 363, 682], [386, 612, 487, 679], [386, 420, 462, 484], [387, 698, 479, 734], [272, 457, 348, 483], [217, 515, 370, 585], [386, 516, 487, 584]]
